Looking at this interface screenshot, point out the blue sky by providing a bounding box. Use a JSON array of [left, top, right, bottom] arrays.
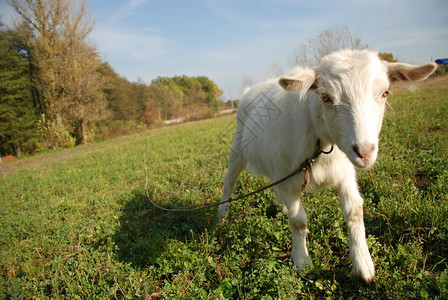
[[2, 0, 448, 100]]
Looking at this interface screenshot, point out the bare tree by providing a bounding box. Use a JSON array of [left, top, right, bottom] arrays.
[[241, 75, 254, 96], [268, 61, 285, 77], [9, 0, 108, 146], [289, 25, 368, 67]]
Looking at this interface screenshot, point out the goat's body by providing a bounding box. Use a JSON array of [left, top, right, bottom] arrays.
[[219, 49, 437, 284], [232, 77, 350, 192], [220, 75, 372, 281], [237, 78, 318, 180]]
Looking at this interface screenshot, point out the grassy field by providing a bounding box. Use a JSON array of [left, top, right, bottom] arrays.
[[1, 77, 448, 299]]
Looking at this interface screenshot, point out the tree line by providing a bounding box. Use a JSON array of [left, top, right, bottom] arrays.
[[0, 0, 221, 157]]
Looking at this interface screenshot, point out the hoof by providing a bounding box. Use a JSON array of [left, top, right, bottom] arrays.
[[352, 256, 375, 285], [352, 267, 375, 285], [218, 204, 230, 219], [292, 256, 313, 271], [362, 276, 375, 285]]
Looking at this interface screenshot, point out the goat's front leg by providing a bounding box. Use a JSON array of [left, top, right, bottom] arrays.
[[337, 181, 375, 284], [286, 198, 312, 270]]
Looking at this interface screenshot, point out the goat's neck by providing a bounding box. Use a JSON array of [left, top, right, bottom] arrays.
[[307, 93, 333, 149]]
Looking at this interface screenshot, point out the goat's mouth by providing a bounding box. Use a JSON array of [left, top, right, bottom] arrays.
[[352, 158, 376, 169], [349, 143, 378, 168]]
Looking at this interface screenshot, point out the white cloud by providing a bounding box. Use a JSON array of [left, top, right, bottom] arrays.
[[91, 26, 173, 62], [129, 0, 151, 9], [375, 28, 448, 51]]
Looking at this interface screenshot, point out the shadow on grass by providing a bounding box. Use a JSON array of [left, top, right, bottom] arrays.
[[113, 190, 217, 268]]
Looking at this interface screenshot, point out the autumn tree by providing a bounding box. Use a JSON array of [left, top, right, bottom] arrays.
[[147, 82, 183, 120], [148, 75, 221, 121], [9, 0, 108, 147], [196, 76, 220, 110], [290, 25, 368, 67], [142, 100, 160, 126], [98, 63, 152, 123], [379, 52, 398, 62], [131, 78, 150, 119]]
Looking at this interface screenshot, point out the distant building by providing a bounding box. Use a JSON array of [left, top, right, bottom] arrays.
[[435, 58, 448, 75], [435, 58, 448, 65]]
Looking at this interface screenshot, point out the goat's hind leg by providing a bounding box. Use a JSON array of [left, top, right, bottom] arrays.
[[218, 146, 246, 219]]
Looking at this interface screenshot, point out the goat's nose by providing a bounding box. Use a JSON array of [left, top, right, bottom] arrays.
[[352, 143, 376, 160]]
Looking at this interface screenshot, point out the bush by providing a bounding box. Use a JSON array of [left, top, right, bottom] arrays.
[[37, 114, 75, 150], [187, 109, 215, 122], [94, 119, 146, 141]]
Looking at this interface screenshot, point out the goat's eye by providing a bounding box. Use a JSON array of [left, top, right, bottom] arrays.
[[382, 91, 390, 98], [321, 94, 333, 103]]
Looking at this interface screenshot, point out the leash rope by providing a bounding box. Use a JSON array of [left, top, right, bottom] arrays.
[[144, 140, 334, 212]]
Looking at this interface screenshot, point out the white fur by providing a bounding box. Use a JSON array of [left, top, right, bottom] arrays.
[[219, 49, 437, 284]]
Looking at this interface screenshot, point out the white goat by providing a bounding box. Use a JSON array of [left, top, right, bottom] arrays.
[[218, 49, 437, 284]]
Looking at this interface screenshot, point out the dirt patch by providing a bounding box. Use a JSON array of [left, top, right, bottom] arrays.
[[1, 155, 16, 164]]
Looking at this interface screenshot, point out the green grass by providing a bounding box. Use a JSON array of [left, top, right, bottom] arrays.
[[1, 83, 448, 299]]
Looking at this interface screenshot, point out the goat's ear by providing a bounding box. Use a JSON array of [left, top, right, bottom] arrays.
[[279, 71, 316, 92], [386, 62, 437, 83]]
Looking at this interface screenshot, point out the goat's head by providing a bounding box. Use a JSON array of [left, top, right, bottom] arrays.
[[279, 49, 437, 168]]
